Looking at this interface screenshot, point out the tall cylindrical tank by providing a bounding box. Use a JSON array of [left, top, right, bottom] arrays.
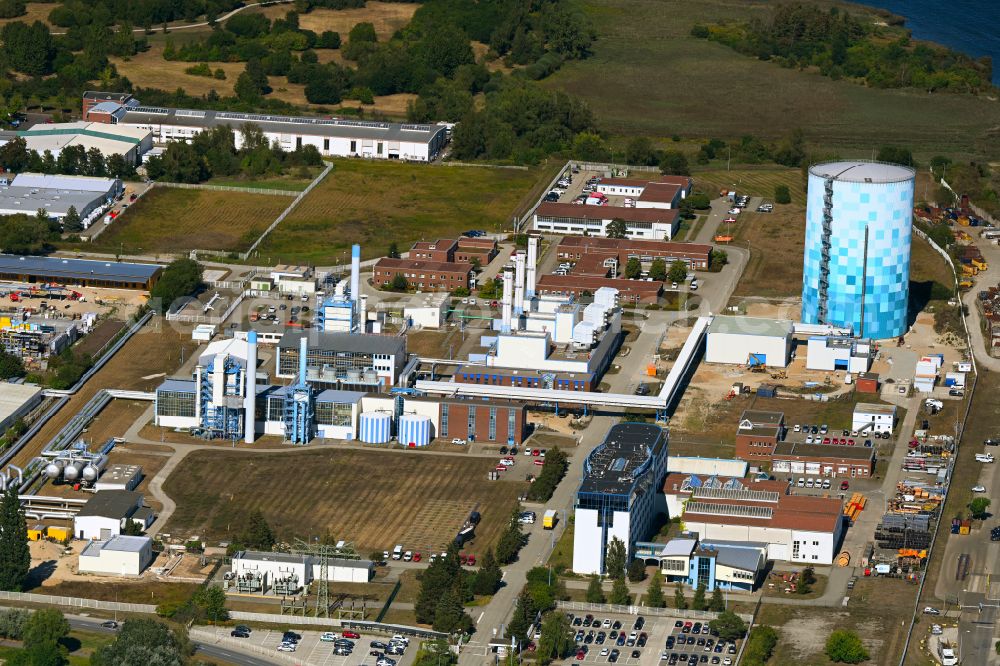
[[397, 414, 431, 447], [81, 455, 107, 482], [62, 460, 85, 482], [801, 161, 915, 340], [359, 412, 392, 444]]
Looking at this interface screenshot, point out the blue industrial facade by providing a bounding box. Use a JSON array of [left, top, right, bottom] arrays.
[[801, 161, 915, 340]]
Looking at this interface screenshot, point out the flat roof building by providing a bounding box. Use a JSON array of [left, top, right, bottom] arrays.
[[88, 101, 448, 162], [533, 202, 681, 240], [555, 236, 712, 269], [0, 173, 124, 225], [667, 476, 845, 564], [8, 122, 152, 164], [276, 330, 407, 390], [372, 258, 471, 292], [770, 440, 876, 479], [0, 383, 42, 434], [706, 316, 794, 368], [79, 534, 153, 576], [0, 255, 161, 289], [573, 423, 668, 575]]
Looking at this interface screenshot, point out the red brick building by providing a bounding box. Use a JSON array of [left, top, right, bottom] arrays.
[[535, 274, 662, 304], [453, 366, 596, 391], [734, 410, 785, 461], [436, 398, 529, 444], [82, 91, 135, 117], [556, 237, 712, 270], [770, 442, 875, 479], [372, 258, 470, 292]]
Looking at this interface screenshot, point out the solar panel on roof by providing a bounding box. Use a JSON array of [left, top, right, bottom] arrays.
[[175, 109, 205, 118], [132, 106, 168, 115]]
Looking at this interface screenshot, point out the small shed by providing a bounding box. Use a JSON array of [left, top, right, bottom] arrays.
[[855, 372, 880, 394], [756, 384, 777, 398]]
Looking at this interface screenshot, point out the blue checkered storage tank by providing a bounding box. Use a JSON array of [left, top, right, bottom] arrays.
[[397, 414, 431, 446], [359, 412, 392, 444], [801, 161, 915, 340]]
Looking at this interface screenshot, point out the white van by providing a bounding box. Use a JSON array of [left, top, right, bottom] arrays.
[[392, 545, 403, 560], [976, 453, 994, 463]]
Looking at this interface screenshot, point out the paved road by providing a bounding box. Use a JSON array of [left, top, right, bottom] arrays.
[[52, 0, 294, 35], [65, 613, 281, 666]]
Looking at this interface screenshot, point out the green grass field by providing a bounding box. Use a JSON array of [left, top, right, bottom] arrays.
[[86, 187, 292, 255], [544, 0, 1000, 160], [253, 159, 552, 264]]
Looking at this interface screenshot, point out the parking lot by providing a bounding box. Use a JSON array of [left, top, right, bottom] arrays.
[[213, 627, 417, 666], [559, 611, 740, 665]]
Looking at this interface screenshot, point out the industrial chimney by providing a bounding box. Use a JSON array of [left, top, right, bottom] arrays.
[[526, 234, 539, 300], [513, 251, 526, 316], [244, 330, 258, 444], [501, 265, 514, 334]]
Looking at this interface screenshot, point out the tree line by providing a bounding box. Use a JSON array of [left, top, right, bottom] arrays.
[[0, 138, 137, 180], [695, 4, 994, 93], [144, 123, 323, 183]]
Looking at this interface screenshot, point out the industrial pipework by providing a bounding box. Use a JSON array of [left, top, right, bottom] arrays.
[[513, 251, 526, 315], [501, 265, 514, 334], [526, 234, 539, 299]]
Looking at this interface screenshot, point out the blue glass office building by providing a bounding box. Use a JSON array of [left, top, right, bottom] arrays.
[[801, 161, 915, 340]]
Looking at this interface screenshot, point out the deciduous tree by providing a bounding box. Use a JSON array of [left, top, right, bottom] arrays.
[[0, 487, 29, 591]]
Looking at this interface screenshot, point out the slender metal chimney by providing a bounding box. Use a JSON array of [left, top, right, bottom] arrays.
[[514, 251, 526, 316], [358, 295, 368, 334], [526, 235, 539, 300], [298, 334, 309, 384], [350, 244, 361, 303], [244, 330, 257, 444], [501, 265, 514, 334]]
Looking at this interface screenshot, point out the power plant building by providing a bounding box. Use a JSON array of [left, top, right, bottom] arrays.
[[801, 161, 915, 340], [573, 423, 669, 575]]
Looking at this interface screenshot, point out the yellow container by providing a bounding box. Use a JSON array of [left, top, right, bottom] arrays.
[[960, 526, 970, 535], [46, 526, 70, 542], [27, 524, 44, 541]]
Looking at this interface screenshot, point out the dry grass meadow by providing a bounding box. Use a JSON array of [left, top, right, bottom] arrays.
[[90, 186, 292, 255], [162, 447, 526, 553]]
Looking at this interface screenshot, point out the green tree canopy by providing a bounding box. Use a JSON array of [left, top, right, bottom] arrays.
[[624, 257, 642, 280], [605, 218, 627, 239], [659, 150, 690, 176], [667, 260, 688, 284], [774, 184, 792, 204], [472, 548, 502, 596], [23, 609, 69, 648], [0, 487, 29, 591], [62, 206, 82, 234], [609, 577, 631, 605], [585, 574, 605, 603], [627, 559, 646, 582], [648, 258, 667, 282], [605, 537, 627, 579], [91, 618, 189, 666], [970, 497, 991, 519], [646, 570, 665, 607], [824, 629, 869, 663], [673, 583, 687, 609], [691, 581, 707, 610], [238, 509, 275, 550], [537, 610, 572, 663], [709, 611, 747, 641], [149, 258, 204, 314]]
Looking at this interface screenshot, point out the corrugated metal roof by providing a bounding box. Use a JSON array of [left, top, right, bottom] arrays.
[[156, 378, 196, 393], [279, 330, 406, 357], [121, 106, 446, 144], [315, 389, 365, 404], [0, 255, 161, 283], [11, 173, 121, 193]]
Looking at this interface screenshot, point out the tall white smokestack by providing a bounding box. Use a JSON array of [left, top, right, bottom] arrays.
[[350, 245, 361, 302], [501, 265, 513, 334], [244, 330, 257, 444], [514, 251, 525, 316], [358, 294, 368, 333], [526, 235, 539, 300]]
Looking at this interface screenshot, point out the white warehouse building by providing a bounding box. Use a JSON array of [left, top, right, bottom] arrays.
[[78, 535, 154, 576], [705, 316, 794, 368], [806, 336, 872, 373], [100, 106, 448, 162], [230, 550, 374, 595], [852, 402, 896, 434]]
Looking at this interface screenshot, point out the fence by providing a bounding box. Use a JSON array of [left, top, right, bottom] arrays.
[[226, 610, 342, 627], [0, 589, 155, 613], [555, 600, 752, 623], [242, 161, 335, 260], [155, 181, 299, 197]]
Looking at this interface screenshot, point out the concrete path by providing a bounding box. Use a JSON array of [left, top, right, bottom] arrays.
[[52, 0, 294, 35]]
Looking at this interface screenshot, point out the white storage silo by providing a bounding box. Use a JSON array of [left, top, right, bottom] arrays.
[[359, 412, 392, 443], [397, 414, 431, 447]]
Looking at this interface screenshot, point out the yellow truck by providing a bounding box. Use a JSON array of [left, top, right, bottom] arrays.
[[543, 510, 558, 530]]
